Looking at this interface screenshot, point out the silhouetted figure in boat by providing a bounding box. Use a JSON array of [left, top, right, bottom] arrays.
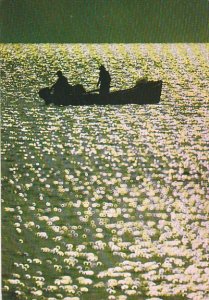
[[97, 65, 111, 96], [51, 71, 72, 96], [50, 71, 74, 105], [39, 70, 86, 105]]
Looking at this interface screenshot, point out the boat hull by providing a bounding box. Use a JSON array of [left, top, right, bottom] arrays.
[[39, 81, 162, 106]]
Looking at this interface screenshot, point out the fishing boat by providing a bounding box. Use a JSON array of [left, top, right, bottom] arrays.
[[39, 80, 162, 106]]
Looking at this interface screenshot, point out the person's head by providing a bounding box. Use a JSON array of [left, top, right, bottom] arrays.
[[56, 71, 63, 77], [99, 65, 105, 71]]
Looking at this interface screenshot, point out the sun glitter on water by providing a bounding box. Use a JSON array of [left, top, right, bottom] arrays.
[[1, 43, 209, 300]]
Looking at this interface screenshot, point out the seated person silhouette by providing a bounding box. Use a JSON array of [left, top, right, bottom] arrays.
[[51, 71, 72, 98], [46, 71, 87, 105], [97, 65, 111, 96]]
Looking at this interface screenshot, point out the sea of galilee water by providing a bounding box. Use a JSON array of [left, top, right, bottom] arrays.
[[1, 44, 209, 300]]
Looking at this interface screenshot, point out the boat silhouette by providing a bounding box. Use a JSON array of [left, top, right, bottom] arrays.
[[39, 80, 162, 106]]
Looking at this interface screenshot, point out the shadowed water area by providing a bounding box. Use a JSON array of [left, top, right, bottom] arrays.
[[1, 44, 209, 300]]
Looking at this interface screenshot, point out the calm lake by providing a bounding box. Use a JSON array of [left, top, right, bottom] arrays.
[[1, 44, 209, 300]]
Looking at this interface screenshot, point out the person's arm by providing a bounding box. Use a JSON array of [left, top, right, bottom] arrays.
[[97, 72, 101, 87], [64, 76, 68, 85], [50, 78, 59, 92], [50, 83, 55, 92]]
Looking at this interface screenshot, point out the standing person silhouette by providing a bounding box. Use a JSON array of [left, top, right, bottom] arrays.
[[97, 65, 111, 96]]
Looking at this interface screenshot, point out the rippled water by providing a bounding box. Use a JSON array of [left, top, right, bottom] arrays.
[[1, 44, 209, 300]]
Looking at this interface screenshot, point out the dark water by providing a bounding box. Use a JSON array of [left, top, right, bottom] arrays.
[[1, 44, 209, 300]]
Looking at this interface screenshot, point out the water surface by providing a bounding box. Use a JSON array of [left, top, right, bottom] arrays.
[[1, 44, 209, 300]]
